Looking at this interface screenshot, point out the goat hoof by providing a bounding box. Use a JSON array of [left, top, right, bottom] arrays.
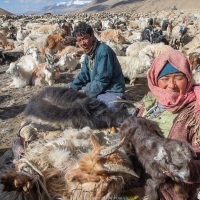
[[14, 174, 31, 188], [22, 181, 32, 193]]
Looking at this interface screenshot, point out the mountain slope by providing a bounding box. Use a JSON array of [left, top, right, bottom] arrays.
[[0, 8, 14, 15], [77, 0, 200, 14], [38, 0, 92, 15]]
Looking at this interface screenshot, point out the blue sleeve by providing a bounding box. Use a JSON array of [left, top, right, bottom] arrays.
[[68, 59, 90, 91], [84, 52, 113, 97]]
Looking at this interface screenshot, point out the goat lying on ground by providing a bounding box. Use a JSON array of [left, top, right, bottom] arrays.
[[24, 87, 130, 130], [0, 128, 138, 199], [65, 135, 138, 200], [120, 116, 196, 200]]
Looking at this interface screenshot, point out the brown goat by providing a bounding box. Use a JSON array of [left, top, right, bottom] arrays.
[[46, 34, 65, 52], [120, 116, 196, 200], [65, 135, 138, 200], [100, 29, 125, 44], [188, 52, 200, 70], [61, 23, 71, 37]]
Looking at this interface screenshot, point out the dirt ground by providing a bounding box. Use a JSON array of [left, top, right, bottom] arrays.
[[0, 64, 149, 151]]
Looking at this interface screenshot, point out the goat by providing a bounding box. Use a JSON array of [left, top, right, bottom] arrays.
[[0, 32, 8, 49], [106, 39, 125, 56], [6, 62, 33, 88], [193, 70, 200, 84], [117, 55, 152, 85], [188, 52, 200, 71], [120, 116, 196, 200], [0, 51, 23, 65], [0, 127, 138, 199], [45, 33, 65, 53], [23, 86, 130, 130], [16, 26, 25, 43], [6, 48, 45, 88], [100, 29, 125, 44], [138, 43, 174, 62], [55, 52, 79, 72], [65, 135, 139, 200], [170, 25, 188, 50], [32, 54, 59, 86], [126, 41, 150, 57]]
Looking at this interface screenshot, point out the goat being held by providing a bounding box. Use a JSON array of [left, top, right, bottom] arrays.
[[120, 116, 196, 200], [24, 86, 130, 129], [65, 135, 139, 200]]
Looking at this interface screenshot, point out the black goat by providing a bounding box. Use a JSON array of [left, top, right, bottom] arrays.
[[0, 51, 24, 65], [24, 86, 130, 129], [120, 116, 196, 200]]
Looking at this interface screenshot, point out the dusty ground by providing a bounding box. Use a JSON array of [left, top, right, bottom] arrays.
[[0, 64, 149, 151]]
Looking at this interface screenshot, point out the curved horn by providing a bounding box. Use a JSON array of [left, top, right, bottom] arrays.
[[104, 164, 139, 178], [100, 137, 125, 157], [90, 135, 101, 149]]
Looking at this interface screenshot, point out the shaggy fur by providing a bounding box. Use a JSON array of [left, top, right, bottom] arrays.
[[65, 135, 138, 200], [188, 52, 200, 70], [0, 127, 137, 200], [24, 87, 130, 129], [120, 116, 196, 200], [46, 34, 65, 52]]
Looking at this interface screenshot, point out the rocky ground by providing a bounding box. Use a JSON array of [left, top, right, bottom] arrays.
[[0, 64, 149, 152]]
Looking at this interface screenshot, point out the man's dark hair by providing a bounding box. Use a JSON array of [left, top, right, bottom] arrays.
[[72, 23, 94, 37]]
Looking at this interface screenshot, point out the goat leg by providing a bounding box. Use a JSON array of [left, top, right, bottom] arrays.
[[0, 172, 32, 192], [95, 181, 109, 200], [145, 178, 160, 200]]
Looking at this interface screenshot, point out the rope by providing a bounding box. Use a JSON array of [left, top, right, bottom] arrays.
[[108, 99, 134, 105], [19, 158, 53, 200]]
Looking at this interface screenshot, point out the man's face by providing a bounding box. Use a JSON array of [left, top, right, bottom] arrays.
[[76, 33, 95, 53]]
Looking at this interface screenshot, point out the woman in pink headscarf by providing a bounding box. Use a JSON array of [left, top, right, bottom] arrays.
[[137, 49, 200, 199]]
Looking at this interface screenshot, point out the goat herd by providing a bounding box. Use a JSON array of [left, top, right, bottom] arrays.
[[1, 9, 200, 88], [0, 8, 200, 200]]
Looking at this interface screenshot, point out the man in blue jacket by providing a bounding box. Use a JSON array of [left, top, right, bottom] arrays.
[[68, 22, 125, 110]]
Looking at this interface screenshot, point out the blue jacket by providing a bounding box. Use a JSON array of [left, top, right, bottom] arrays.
[[69, 41, 125, 97]]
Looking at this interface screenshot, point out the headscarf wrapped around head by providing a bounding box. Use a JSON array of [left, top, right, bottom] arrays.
[[148, 49, 200, 113]]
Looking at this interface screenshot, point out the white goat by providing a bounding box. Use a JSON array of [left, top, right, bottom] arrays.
[[138, 43, 174, 61], [6, 62, 33, 88], [193, 70, 200, 84], [106, 39, 125, 56], [117, 55, 152, 85], [6, 48, 45, 88], [23, 34, 49, 53], [170, 25, 188, 50], [55, 53, 79, 72], [32, 55, 59, 86], [126, 41, 150, 56], [16, 26, 26, 43]]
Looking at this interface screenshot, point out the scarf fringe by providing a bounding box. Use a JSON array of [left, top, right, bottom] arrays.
[[177, 104, 200, 146]]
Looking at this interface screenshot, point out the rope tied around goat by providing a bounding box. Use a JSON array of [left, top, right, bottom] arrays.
[[16, 158, 53, 200]]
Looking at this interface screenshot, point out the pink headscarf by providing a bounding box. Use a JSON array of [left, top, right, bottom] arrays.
[[148, 49, 200, 113]]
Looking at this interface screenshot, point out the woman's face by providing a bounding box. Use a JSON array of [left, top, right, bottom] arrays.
[[76, 33, 95, 53], [157, 73, 188, 94]]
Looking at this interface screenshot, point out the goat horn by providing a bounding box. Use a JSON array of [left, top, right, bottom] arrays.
[[90, 135, 101, 148], [104, 164, 139, 178], [99, 137, 125, 157]]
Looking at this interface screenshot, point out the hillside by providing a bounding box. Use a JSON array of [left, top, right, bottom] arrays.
[[0, 8, 14, 16], [1, 0, 200, 16], [77, 0, 200, 14]]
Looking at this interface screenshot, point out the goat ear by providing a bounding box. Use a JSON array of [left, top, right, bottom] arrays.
[[154, 146, 168, 161]]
